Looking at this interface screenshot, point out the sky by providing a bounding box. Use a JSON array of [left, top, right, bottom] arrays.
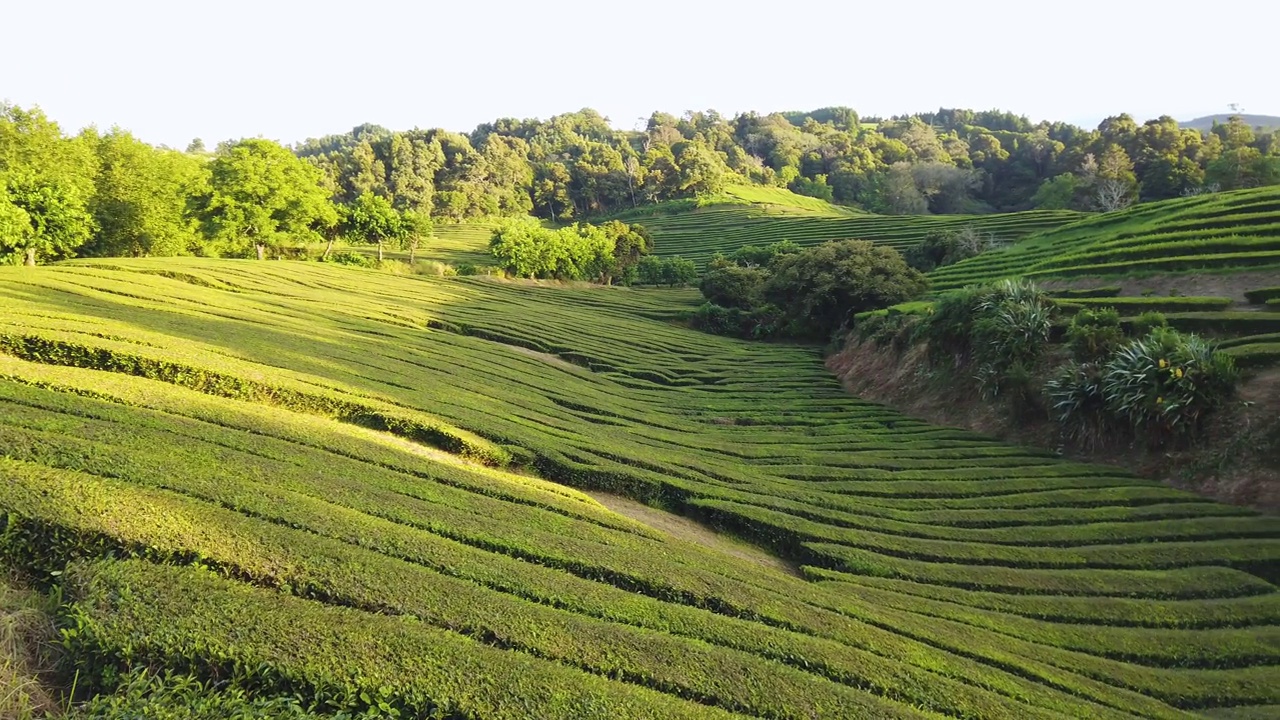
[[3, 0, 1275, 149]]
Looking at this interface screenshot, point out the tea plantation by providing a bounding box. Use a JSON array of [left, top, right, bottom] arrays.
[[636, 186, 1085, 267], [928, 187, 1280, 290], [1, 260, 1278, 718]]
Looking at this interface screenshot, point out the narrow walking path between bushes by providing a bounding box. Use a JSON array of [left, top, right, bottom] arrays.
[[586, 491, 802, 577]]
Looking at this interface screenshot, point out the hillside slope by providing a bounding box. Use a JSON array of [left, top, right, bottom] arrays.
[[1, 260, 1278, 718], [624, 186, 1085, 267], [1183, 114, 1280, 132], [928, 186, 1280, 290]]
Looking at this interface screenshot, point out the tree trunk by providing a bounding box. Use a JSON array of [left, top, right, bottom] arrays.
[[377, 241, 384, 263], [24, 247, 36, 267], [323, 238, 335, 259], [409, 239, 417, 265], [255, 243, 265, 261]]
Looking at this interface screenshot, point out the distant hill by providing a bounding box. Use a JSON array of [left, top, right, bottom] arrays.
[[1182, 113, 1280, 131]]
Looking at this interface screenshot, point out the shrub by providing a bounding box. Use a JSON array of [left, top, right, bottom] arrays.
[[903, 227, 996, 272], [1065, 307, 1125, 362], [919, 286, 990, 367], [322, 250, 373, 268], [1046, 362, 1112, 449], [637, 256, 698, 286], [970, 284, 1056, 401], [1102, 328, 1239, 446], [729, 240, 800, 268], [698, 266, 766, 309], [922, 279, 1055, 400], [412, 261, 457, 278], [1131, 311, 1169, 336]]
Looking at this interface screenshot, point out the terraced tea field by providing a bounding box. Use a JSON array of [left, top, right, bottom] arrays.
[[929, 187, 1280, 291], [635, 186, 1085, 267], [1, 259, 1278, 718], [926, 187, 1280, 369]]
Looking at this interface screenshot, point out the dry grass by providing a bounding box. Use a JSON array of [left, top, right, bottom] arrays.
[[0, 578, 58, 720]]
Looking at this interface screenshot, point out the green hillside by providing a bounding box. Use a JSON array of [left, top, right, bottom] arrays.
[[2, 259, 1279, 718], [928, 187, 1280, 290], [633, 186, 1085, 267], [1183, 114, 1280, 132]]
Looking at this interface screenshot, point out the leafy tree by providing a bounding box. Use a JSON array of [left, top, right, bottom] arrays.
[[199, 138, 338, 259], [401, 210, 433, 265], [0, 104, 97, 265], [1032, 173, 1079, 209], [763, 240, 928, 337], [342, 192, 405, 262], [699, 266, 766, 309], [662, 256, 698, 286], [489, 217, 548, 278], [866, 163, 928, 215], [84, 129, 208, 257]]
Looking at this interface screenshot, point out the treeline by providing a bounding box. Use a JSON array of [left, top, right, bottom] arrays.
[[0, 104, 426, 265], [5, 101, 1280, 265], [298, 108, 1280, 220]]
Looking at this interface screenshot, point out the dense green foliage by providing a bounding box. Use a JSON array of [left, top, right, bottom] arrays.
[[861, 280, 1245, 448], [7, 101, 1280, 267], [488, 218, 653, 283], [695, 240, 927, 339], [0, 260, 1275, 717]]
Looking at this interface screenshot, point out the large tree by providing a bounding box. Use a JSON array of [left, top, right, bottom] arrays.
[[199, 138, 337, 259], [342, 192, 405, 263], [0, 104, 97, 265], [84, 129, 208, 257]]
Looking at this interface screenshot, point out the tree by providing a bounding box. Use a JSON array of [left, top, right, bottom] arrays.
[[401, 210, 433, 265], [84, 129, 208, 257], [673, 142, 726, 198], [489, 217, 548, 278], [598, 220, 652, 284], [699, 266, 766, 309], [866, 163, 928, 215], [1095, 179, 1135, 212], [763, 240, 928, 337], [662, 256, 698, 286], [1032, 173, 1079, 209], [0, 104, 97, 265], [199, 138, 338, 259], [342, 192, 404, 262]]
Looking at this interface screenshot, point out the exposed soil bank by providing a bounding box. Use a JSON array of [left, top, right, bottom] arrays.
[[827, 339, 1280, 512], [586, 491, 801, 577], [1039, 270, 1280, 304]]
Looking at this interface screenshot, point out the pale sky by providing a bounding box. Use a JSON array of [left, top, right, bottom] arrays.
[[3, 0, 1275, 148]]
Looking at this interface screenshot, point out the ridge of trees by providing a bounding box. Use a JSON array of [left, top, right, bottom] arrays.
[[3, 102, 1279, 266]]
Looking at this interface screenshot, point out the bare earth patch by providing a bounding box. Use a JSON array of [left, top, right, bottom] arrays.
[[828, 340, 1280, 512], [503, 344, 584, 373], [586, 491, 801, 577], [1040, 270, 1280, 304]]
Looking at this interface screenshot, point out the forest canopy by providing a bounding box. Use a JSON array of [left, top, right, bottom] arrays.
[[3, 101, 1279, 266]]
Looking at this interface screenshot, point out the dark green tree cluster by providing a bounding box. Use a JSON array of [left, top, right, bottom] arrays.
[[296, 108, 1280, 222], [488, 218, 654, 283], [694, 240, 928, 340]]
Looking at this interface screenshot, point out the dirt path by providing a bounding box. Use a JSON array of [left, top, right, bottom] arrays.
[[586, 491, 801, 577], [503, 344, 584, 372]]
